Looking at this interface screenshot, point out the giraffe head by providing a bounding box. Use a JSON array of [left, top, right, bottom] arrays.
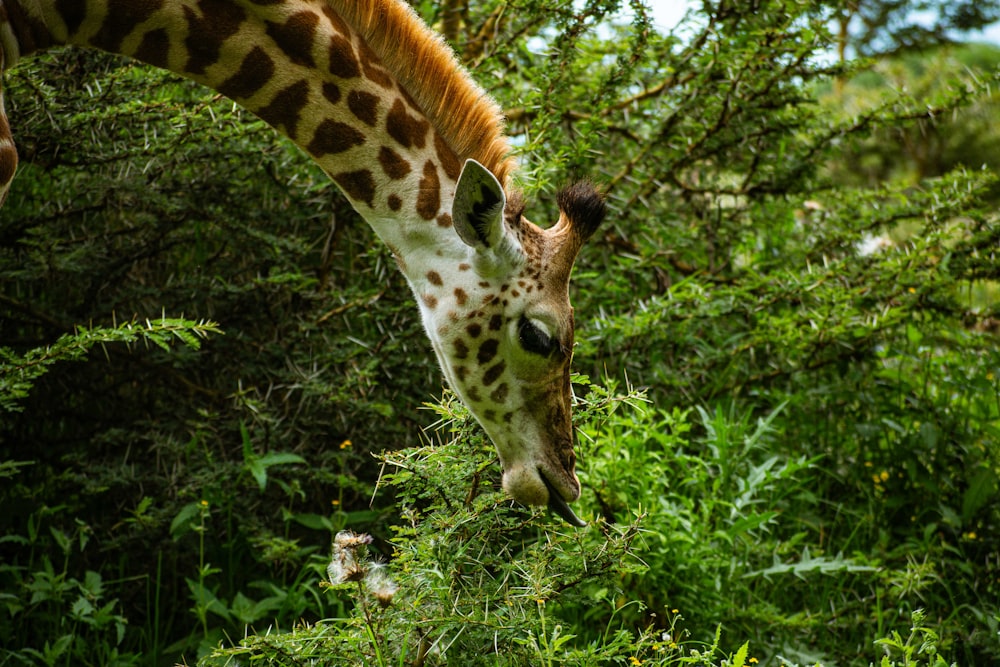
[[417, 160, 605, 527]]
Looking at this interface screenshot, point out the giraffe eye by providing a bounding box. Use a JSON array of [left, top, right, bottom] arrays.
[[518, 317, 555, 356]]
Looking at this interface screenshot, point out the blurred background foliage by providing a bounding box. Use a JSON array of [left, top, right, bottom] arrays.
[[1, 0, 998, 665]]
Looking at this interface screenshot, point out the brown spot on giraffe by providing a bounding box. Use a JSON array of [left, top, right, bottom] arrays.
[[454, 288, 468, 307], [416, 161, 439, 221], [466, 322, 481, 338], [347, 91, 380, 126], [422, 293, 438, 309], [356, 39, 394, 88], [387, 194, 402, 211], [477, 339, 499, 365], [182, 0, 245, 75], [219, 46, 275, 100], [54, 0, 88, 36], [455, 366, 469, 382], [307, 119, 365, 157], [328, 34, 360, 79], [434, 133, 461, 181], [458, 263, 471, 272], [436, 213, 452, 228], [426, 271, 443, 286], [266, 10, 320, 68], [489, 314, 502, 331], [256, 80, 310, 139], [467, 386, 482, 403], [319, 4, 351, 37], [483, 361, 505, 386], [386, 99, 428, 149], [91, 0, 165, 54], [378, 147, 411, 179], [332, 170, 376, 207], [394, 81, 422, 113], [132, 27, 170, 68], [454, 339, 469, 360], [322, 82, 341, 105], [490, 383, 509, 403]]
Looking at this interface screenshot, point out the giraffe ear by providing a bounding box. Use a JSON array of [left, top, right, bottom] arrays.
[[452, 159, 507, 250]]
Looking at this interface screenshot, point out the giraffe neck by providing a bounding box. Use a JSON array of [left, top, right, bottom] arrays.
[[0, 0, 516, 276]]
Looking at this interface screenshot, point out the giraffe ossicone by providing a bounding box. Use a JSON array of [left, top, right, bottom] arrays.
[[0, 0, 605, 526]]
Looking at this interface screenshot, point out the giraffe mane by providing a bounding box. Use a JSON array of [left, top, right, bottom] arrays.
[[334, 0, 517, 188]]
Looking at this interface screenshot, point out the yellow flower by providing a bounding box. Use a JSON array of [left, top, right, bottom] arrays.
[[864, 461, 873, 467], [879, 470, 890, 482], [200, 499, 209, 507], [628, 657, 642, 666], [339, 439, 352, 449], [908, 287, 916, 293], [331, 499, 341, 507], [750, 658, 759, 664], [965, 531, 978, 540]]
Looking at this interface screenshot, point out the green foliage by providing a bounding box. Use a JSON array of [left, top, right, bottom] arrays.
[[822, 42, 1000, 198], [1, 1, 999, 665], [199, 386, 753, 666], [0, 511, 140, 666], [0, 316, 221, 412]]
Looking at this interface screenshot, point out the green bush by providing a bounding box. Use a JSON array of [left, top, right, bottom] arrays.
[[200, 386, 964, 666]]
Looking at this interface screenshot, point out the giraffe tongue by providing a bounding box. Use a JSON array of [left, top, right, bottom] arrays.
[[541, 472, 587, 527]]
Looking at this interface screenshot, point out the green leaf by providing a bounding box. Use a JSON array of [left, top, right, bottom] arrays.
[[291, 513, 333, 532], [186, 577, 232, 623], [71, 595, 95, 620], [81, 570, 103, 597], [961, 466, 997, 523], [170, 502, 202, 541], [257, 452, 307, 467], [49, 527, 71, 555], [732, 640, 750, 667], [246, 458, 267, 492], [229, 591, 259, 625]]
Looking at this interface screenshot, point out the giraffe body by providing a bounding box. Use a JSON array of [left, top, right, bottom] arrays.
[[0, 0, 605, 525]]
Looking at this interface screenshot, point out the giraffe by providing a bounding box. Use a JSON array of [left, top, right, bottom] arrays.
[[0, 0, 605, 526]]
